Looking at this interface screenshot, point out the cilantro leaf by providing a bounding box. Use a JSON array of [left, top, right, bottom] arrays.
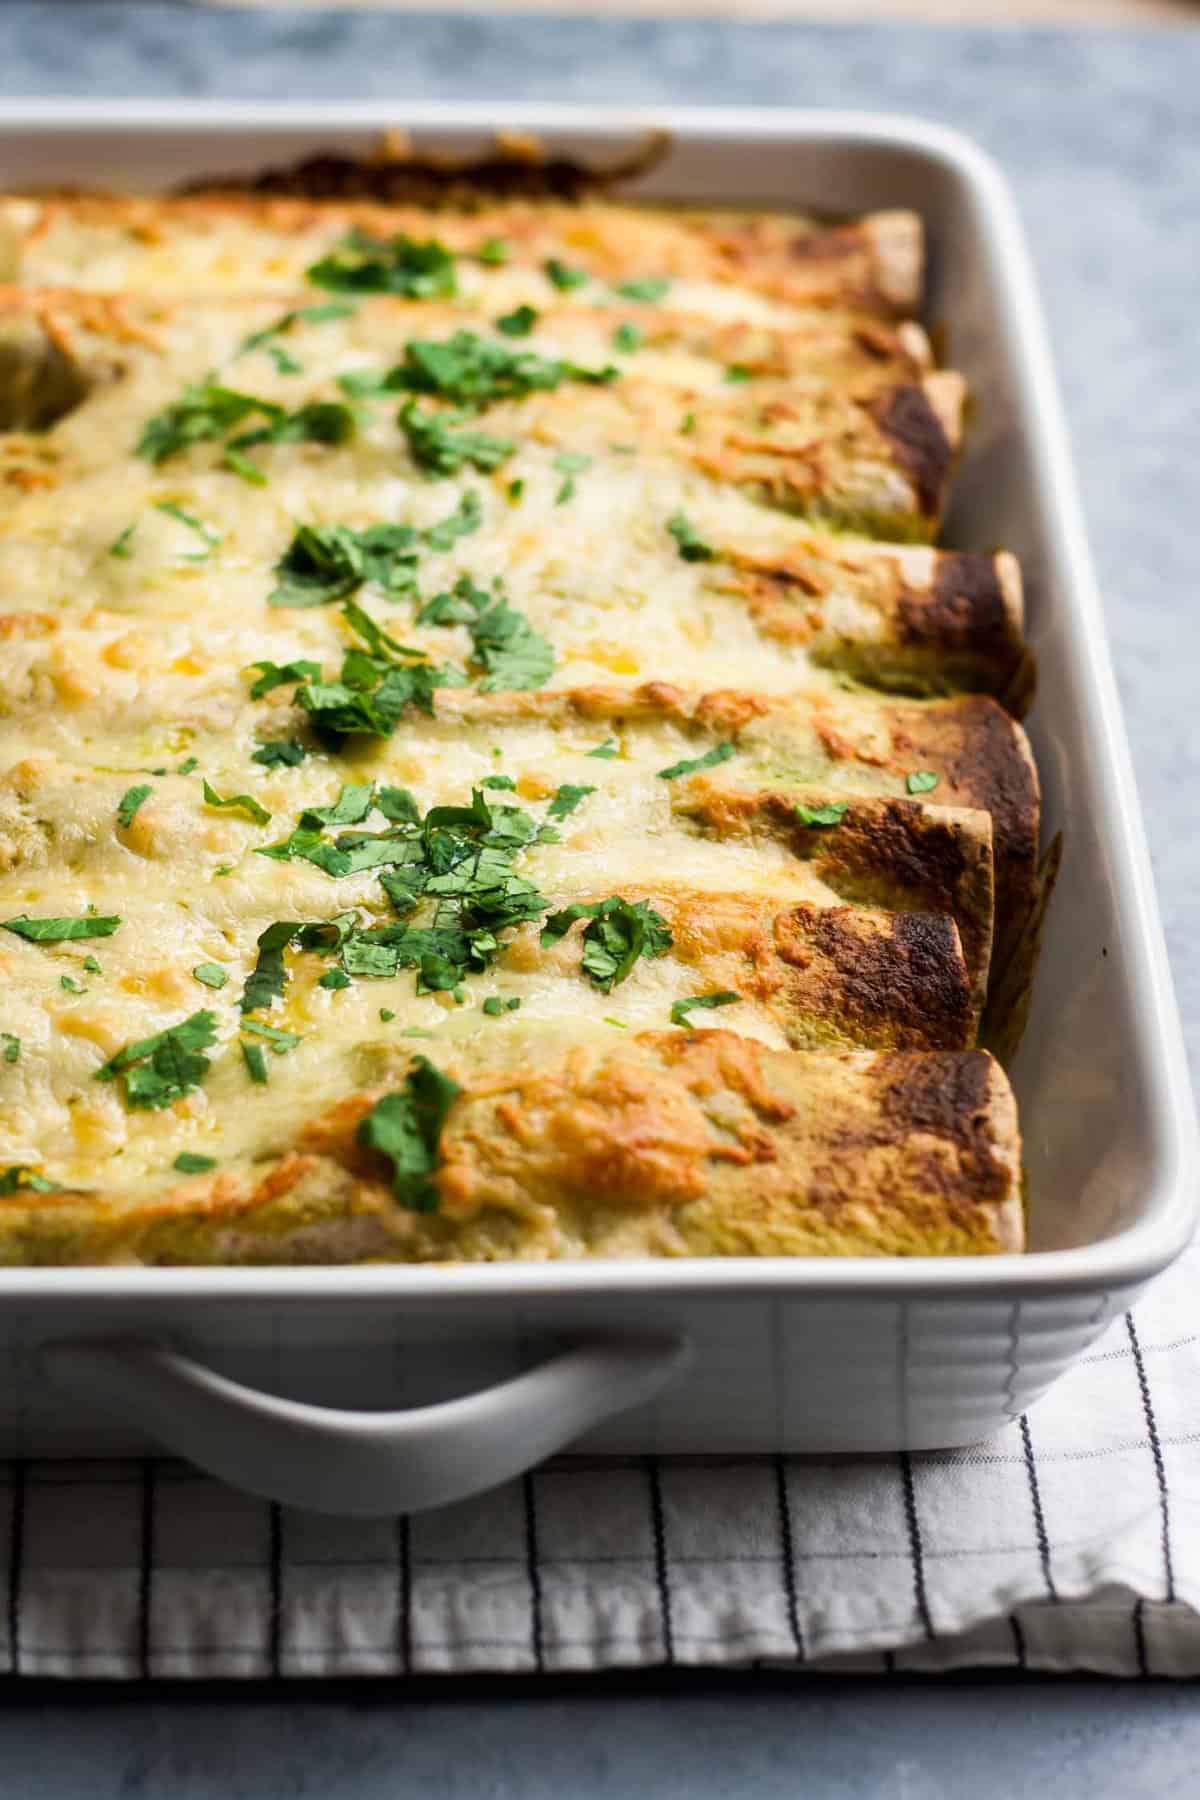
[[586, 738, 620, 759], [906, 770, 940, 795], [795, 800, 848, 828], [136, 382, 282, 465], [2, 1034, 19, 1064], [241, 1041, 269, 1084], [202, 780, 271, 826], [155, 500, 220, 560], [236, 301, 355, 365], [241, 921, 301, 1014], [306, 229, 457, 298], [0, 1166, 62, 1196], [656, 741, 735, 781], [496, 305, 537, 337], [547, 783, 595, 819], [192, 963, 229, 990], [241, 1019, 300, 1053], [391, 330, 615, 407], [667, 512, 714, 563], [95, 1010, 218, 1111], [613, 321, 643, 353], [109, 523, 137, 559], [616, 277, 670, 303], [357, 1056, 461, 1212], [400, 402, 515, 477], [116, 784, 153, 829], [251, 738, 308, 768], [247, 658, 321, 699], [2, 914, 120, 942], [423, 488, 483, 551], [670, 990, 740, 1027], [540, 896, 673, 993], [267, 521, 418, 609], [545, 258, 589, 291], [418, 574, 554, 693], [173, 1152, 217, 1174]]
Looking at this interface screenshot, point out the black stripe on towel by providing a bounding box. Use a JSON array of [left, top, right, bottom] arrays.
[[138, 1458, 155, 1680], [773, 1455, 805, 1661], [522, 1472, 545, 1672], [1125, 1313, 1176, 1603], [7, 1461, 25, 1678], [1019, 1413, 1059, 1602], [899, 1453, 934, 1639], [268, 1502, 283, 1679], [646, 1456, 675, 1665], [396, 1513, 413, 1674]]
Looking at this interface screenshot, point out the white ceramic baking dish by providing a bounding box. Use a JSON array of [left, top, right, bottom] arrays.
[[0, 101, 1193, 1517]]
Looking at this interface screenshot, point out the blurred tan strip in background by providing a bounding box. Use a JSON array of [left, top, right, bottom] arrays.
[[193, 0, 1200, 20]]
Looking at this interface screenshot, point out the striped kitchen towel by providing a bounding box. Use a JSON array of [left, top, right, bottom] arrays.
[[4, 1234, 1200, 1680]]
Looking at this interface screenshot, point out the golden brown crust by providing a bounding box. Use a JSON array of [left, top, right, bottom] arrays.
[[0, 1033, 1021, 1263], [4, 190, 924, 315]]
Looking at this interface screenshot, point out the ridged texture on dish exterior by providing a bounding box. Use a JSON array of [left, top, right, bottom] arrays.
[[0, 170, 1034, 1261]]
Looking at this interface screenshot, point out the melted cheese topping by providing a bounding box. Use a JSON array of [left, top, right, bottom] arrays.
[[0, 193, 1021, 1239]]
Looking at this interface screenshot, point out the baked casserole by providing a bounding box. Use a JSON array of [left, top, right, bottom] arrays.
[[0, 167, 1041, 1262]]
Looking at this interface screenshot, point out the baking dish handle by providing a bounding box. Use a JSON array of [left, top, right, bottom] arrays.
[[40, 1334, 690, 1517]]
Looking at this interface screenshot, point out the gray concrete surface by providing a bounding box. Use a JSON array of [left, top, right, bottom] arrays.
[[2, 5, 1199, 1791]]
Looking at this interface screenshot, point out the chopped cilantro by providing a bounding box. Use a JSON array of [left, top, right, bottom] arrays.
[[541, 896, 673, 993], [616, 277, 670, 303], [400, 403, 515, 477], [0, 1166, 61, 1196], [378, 786, 421, 824], [268, 520, 418, 609], [476, 237, 508, 266], [1, 1035, 20, 1064], [670, 990, 740, 1027], [423, 488, 483, 552], [108, 523, 137, 559], [2, 914, 120, 942], [192, 963, 229, 991], [136, 381, 354, 482], [95, 1010, 218, 1111], [202, 780, 272, 827], [379, 1008, 395, 1022], [586, 738, 620, 759], [482, 995, 521, 1016], [292, 601, 459, 738], [357, 1056, 461, 1212], [388, 330, 615, 408], [59, 975, 87, 995], [545, 258, 588, 291], [657, 741, 735, 781], [481, 774, 516, 791], [319, 967, 351, 991], [548, 783, 595, 819], [251, 738, 308, 769], [155, 500, 220, 560], [552, 450, 591, 506], [241, 1041, 268, 1084], [667, 512, 714, 563], [177, 757, 199, 776], [906, 770, 940, 795], [306, 229, 457, 298], [613, 321, 643, 353], [247, 658, 322, 700], [419, 574, 554, 692], [173, 1152, 217, 1175], [83, 956, 102, 974], [680, 411, 696, 435], [241, 1019, 300, 1053], [507, 479, 524, 502], [236, 301, 355, 369], [496, 305, 537, 338], [117, 784, 153, 829], [724, 364, 753, 384], [795, 800, 848, 828]]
